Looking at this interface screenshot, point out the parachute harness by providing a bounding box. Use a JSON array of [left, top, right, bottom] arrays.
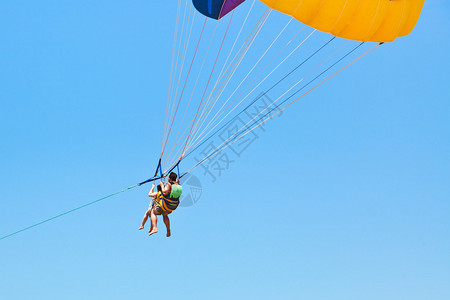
[[138, 158, 183, 186]]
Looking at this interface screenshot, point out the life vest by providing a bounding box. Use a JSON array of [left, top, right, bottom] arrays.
[[169, 182, 182, 199]]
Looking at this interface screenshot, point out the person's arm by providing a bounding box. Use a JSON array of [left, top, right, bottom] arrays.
[[148, 184, 155, 197], [161, 182, 171, 196]]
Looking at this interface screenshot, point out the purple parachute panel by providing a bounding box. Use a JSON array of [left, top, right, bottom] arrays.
[[219, 0, 246, 18]]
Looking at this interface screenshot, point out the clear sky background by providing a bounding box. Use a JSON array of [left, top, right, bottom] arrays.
[[1, 1, 449, 299]]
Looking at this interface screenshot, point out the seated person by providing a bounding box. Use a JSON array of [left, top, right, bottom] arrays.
[[148, 172, 182, 237]]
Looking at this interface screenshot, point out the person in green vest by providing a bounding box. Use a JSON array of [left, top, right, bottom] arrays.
[[148, 172, 182, 237]]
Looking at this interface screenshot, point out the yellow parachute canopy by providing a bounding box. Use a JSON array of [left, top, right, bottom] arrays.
[[258, 0, 424, 42]]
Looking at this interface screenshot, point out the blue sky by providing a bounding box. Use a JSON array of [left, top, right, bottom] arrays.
[[1, 1, 449, 299]]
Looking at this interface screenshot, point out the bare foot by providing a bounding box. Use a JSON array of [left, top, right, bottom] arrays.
[[148, 227, 153, 233], [149, 229, 158, 236], [139, 226, 144, 230], [166, 231, 171, 237]]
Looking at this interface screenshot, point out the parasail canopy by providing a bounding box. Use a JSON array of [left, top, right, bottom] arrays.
[[193, 0, 425, 42]]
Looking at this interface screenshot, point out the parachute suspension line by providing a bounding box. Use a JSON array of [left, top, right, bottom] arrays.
[[225, 29, 317, 114], [182, 8, 272, 153], [223, 43, 373, 148], [212, 18, 294, 112], [206, 7, 271, 102], [186, 0, 257, 146], [166, 8, 272, 166], [265, 36, 335, 96], [274, 40, 350, 102], [161, 16, 208, 158], [274, 42, 365, 110], [217, 42, 357, 148], [168, 0, 194, 109], [162, 0, 193, 154], [163, 5, 197, 153], [162, 0, 183, 155], [187, 29, 318, 152], [205, 0, 256, 106], [232, 43, 381, 139], [165, 1, 256, 166], [165, 6, 267, 169], [171, 0, 192, 94], [198, 35, 337, 143], [202, 24, 306, 125], [183, 42, 378, 173], [189, 7, 270, 135], [163, 16, 222, 168], [182, 38, 341, 162], [180, 11, 235, 160], [184, 34, 334, 156], [198, 7, 272, 117], [201, 10, 272, 110], [223, 43, 367, 146], [167, 0, 187, 104], [0, 184, 140, 241], [186, 17, 295, 151], [163, 12, 234, 168], [164, 158, 181, 176]]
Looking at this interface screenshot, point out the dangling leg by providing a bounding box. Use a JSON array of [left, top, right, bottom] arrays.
[[163, 214, 171, 237], [148, 208, 159, 236], [139, 210, 151, 230]]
